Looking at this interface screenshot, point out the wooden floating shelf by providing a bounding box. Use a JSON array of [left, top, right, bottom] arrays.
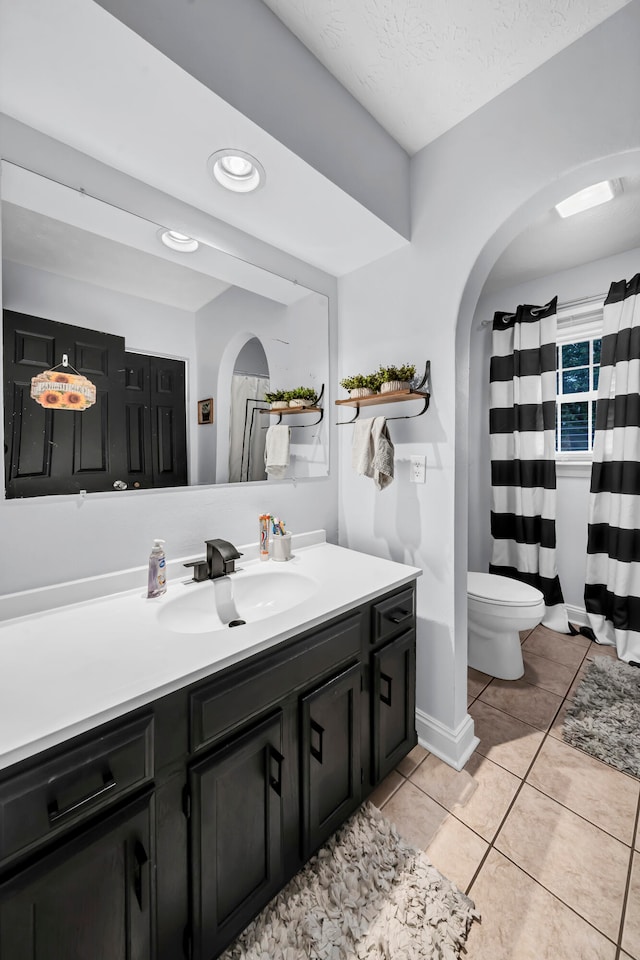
[[335, 389, 429, 408], [259, 406, 323, 415]]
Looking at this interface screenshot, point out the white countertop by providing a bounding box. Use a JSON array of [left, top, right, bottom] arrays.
[[0, 535, 420, 772]]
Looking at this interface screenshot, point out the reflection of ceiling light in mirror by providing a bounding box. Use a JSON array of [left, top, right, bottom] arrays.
[[555, 180, 618, 218], [159, 229, 199, 252], [208, 149, 265, 193]]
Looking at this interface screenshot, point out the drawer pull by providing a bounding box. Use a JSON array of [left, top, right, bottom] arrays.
[[379, 672, 393, 707], [309, 719, 324, 764], [268, 747, 284, 797], [386, 608, 411, 624], [133, 840, 149, 911], [47, 768, 117, 824]]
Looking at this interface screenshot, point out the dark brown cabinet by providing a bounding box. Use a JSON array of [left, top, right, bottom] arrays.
[[300, 662, 361, 857], [371, 630, 417, 782], [0, 582, 417, 960], [188, 712, 286, 960], [0, 793, 154, 960]]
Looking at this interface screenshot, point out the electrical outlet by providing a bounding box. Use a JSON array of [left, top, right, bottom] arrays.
[[410, 455, 426, 483]]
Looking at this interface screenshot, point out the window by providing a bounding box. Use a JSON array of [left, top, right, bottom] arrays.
[[555, 302, 604, 461]]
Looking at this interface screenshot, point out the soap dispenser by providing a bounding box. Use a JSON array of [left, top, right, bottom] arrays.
[[147, 539, 167, 598]]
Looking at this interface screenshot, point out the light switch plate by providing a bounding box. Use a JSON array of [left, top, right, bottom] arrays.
[[410, 455, 426, 483]]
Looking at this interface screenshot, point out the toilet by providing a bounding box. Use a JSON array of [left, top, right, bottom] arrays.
[[467, 572, 545, 680]]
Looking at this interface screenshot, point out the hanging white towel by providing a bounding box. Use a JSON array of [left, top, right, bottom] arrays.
[[352, 416, 394, 489], [264, 424, 290, 480]]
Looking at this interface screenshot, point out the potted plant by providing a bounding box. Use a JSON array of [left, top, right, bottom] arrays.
[[339, 373, 380, 399], [287, 386, 318, 408], [376, 364, 416, 394], [264, 389, 289, 410]]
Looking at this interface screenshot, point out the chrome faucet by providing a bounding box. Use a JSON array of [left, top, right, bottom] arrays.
[[184, 539, 243, 582]]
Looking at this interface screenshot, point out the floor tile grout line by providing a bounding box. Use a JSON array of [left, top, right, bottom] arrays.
[[476, 689, 563, 733], [467, 690, 575, 897], [466, 733, 549, 895], [615, 798, 640, 957], [470, 693, 559, 734], [478, 843, 623, 951], [520, 779, 637, 849], [403, 766, 512, 850]]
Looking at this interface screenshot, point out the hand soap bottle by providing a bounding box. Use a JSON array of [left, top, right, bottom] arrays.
[[147, 539, 167, 598]]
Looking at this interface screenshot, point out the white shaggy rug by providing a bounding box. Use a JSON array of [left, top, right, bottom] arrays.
[[563, 655, 640, 778], [221, 802, 478, 960]]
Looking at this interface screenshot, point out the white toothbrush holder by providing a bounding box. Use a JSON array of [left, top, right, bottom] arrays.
[[271, 533, 292, 562]]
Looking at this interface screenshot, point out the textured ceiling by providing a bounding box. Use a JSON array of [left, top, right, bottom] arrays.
[[261, 0, 632, 154], [484, 175, 640, 293]]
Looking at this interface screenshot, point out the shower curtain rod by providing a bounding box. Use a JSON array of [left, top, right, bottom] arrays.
[[479, 292, 606, 327]]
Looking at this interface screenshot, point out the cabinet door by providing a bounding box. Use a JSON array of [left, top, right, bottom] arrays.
[[189, 712, 285, 960], [371, 629, 417, 783], [300, 662, 361, 858], [0, 794, 153, 960]]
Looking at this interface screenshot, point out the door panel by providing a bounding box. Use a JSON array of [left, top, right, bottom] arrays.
[[3, 310, 127, 497], [372, 630, 417, 783], [300, 662, 361, 857], [3, 311, 187, 495], [189, 712, 284, 960], [0, 795, 153, 960]]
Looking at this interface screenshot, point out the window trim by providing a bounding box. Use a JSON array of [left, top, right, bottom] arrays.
[[555, 296, 605, 463]]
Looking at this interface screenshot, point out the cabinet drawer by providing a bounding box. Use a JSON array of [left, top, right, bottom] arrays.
[[0, 714, 153, 868], [371, 586, 415, 646], [190, 612, 363, 753]]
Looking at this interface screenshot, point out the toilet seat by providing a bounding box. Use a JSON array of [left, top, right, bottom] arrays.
[[468, 572, 544, 607]]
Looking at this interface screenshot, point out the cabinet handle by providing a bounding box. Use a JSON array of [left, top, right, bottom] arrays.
[[47, 768, 116, 824], [133, 840, 149, 911], [269, 746, 284, 797], [386, 607, 411, 624], [309, 719, 324, 764], [379, 672, 392, 707]]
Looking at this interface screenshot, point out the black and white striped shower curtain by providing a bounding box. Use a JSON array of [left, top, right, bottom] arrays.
[[585, 274, 640, 663], [489, 298, 570, 633]]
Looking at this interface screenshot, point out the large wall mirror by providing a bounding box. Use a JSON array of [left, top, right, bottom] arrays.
[[1, 163, 329, 498]]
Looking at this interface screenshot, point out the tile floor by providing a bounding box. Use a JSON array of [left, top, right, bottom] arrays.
[[369, 624, 640, 960]]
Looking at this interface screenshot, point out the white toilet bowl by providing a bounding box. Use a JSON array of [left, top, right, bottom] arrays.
[[467, 572, 545, 680]]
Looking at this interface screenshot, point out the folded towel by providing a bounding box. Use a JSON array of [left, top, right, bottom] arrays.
[[352, 416, 394, 489], [265, 424, 290, 479]]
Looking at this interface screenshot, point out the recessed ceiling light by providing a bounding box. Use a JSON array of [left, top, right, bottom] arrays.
[[159, 229, 199, 252], [208, 149, 265, 193], [555, 180, 617, 218]]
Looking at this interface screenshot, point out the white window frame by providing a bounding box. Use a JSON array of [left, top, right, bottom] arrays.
[[555, 295, 604, 467]]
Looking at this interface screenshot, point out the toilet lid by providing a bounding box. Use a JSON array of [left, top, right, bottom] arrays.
[[468, 572, 544, 606]]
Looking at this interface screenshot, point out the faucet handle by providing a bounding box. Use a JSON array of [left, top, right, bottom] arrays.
[[183, 559, 209, 582]]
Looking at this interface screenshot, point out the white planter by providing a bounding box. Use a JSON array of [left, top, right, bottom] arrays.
[[289, 398, 314, 407], [380, 380, 410, 393], [348, 387, 375, 399], [270, 401, 289, 410]]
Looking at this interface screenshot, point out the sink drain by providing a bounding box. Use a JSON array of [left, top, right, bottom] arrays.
[[228, 619, 246, 628]]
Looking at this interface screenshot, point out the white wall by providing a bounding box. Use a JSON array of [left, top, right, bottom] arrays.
[[339, 3, 640, 768], [468, 245, 640, 613]]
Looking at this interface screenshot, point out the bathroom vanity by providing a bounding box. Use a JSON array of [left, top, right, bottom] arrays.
[[0, 538, 419, 960]]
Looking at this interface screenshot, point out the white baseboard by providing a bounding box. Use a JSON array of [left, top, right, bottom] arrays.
[[415, 708, 479, 771], [566, 604, 589, 628]]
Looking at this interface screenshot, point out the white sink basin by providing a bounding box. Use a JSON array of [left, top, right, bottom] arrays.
[[157, 567, 319, 634]]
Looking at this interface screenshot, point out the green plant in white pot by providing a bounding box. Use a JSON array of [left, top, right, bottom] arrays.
[[287, 386, 318, 408], [376, 364, 416, 394], [264, 389, 289, 410], [339, 373, 379, 399]]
